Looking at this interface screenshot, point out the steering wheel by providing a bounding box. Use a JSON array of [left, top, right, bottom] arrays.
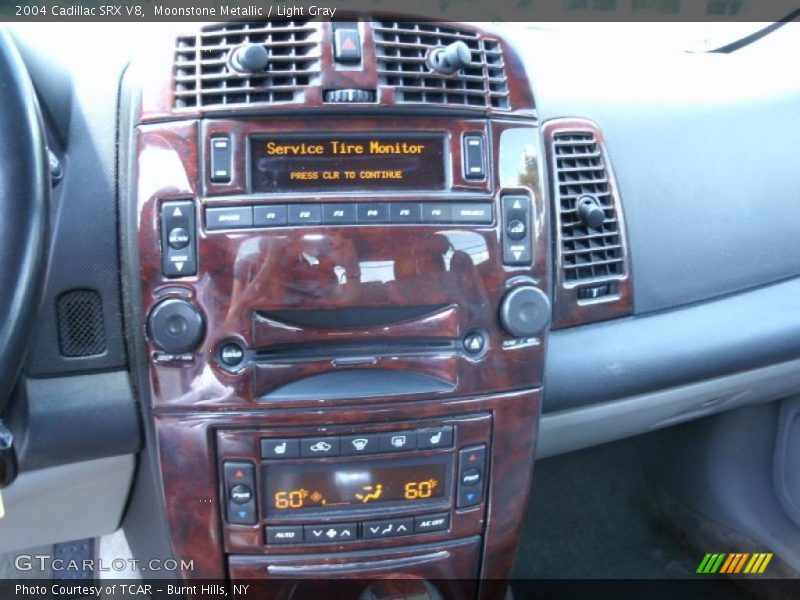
[[0, 29, 48, 414]]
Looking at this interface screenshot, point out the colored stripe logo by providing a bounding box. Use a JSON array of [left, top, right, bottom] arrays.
[[697, 553, 773, 574]]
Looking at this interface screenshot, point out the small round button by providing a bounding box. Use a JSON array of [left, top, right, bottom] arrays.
[[219, 342, 245, 367], [506, 219, 526, 240], [461, 468, 481, 487], [463, 331, 486, 355], [168, 227, 190, 250], [230, 484, 253, 505], [499, 286, 551, 338]]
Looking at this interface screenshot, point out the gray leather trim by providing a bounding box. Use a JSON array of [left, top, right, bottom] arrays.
[[0, 455, 134, 553], [538, 358, 800, 458], [544, 276, 800, 411]]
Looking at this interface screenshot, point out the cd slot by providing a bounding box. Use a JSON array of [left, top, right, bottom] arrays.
[[252, 304, 459, 348], [253, 339, 458, 364]]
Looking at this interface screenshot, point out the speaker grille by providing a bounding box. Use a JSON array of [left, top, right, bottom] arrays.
[[57, 290, 107, 357]]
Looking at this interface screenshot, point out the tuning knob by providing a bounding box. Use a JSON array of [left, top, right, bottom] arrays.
[[230, 43, 269, 73], [576, 195, 606, 229], [147, 298, 205, 354], [430, 41, 472, 73], [499, 286, 551, 338]]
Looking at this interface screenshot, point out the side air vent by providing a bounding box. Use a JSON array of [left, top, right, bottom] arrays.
[[554, 131, 624, 282], [173, 20, 321, 109], [373, 21, 510, 110], [545, 119, 633, 328]]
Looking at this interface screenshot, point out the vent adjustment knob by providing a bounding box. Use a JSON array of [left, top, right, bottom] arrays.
[[147, 298, 205, 354], [577, 195, 606, 229], [324, 89, 376, 103], [499, 286, 551, 338], [230, 43, 269, 73], [430, 41, 472, 73]]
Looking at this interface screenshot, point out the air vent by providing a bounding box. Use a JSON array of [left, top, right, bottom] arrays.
[[173, 21, 321, 109], [553, 131, 626, 283], [373, 22, 510, 110]]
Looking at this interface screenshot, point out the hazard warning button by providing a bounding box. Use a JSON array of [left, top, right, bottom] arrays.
[[334, 27, 361, 63]]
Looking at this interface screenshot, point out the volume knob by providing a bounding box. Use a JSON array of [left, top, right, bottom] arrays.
[[499, 286, 551, 338], [147, 298, 205, 354]]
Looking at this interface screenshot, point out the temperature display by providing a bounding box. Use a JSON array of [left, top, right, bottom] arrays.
[[263, 457, 449, 516]]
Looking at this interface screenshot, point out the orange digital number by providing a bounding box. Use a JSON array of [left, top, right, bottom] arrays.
[[274, 490, 304, 509], [404, 479, 437, 500]]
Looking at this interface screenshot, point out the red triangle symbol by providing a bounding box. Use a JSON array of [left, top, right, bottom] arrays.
[[235, 470, 244, 478], [342, 37, 357, 51]]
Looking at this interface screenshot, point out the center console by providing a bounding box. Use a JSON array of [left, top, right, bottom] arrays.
[[124, 17, 548, 599]]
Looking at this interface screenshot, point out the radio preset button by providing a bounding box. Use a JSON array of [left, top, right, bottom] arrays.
[[340, 433, 381, 456], [253, 205, 288, 227], [304, 523, 357, 542], [266, 526, 303, 545], [206, 206, 253, 230], [288, 204, 322, 225], [323, 203, 357, 224], [452, 203, 493, 224], [417, 426, 454, 450], [362, 517, 413, 539], [379, 431, 417, 453], [414, 513, 450, 534], [261, 438, 300, 459], [356, 202, 389, 224], [389, 202, 422, 223], [422, 203, 452, 223], [301, 437, 340, 457]]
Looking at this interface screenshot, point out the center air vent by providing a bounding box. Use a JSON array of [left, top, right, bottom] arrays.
[[373, 21, 510, 110], [173, 21, 321, 109]]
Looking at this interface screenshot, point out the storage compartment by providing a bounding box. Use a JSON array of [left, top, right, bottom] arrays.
[[228, 536, 481, 599]]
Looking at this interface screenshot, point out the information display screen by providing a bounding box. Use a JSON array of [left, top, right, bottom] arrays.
[[250, 135, 446, 192], [263, 457, 449, 516]]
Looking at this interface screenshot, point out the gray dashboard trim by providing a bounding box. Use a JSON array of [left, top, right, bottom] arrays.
[[538, 358, 800, 458], [544, 276, 800, 411]]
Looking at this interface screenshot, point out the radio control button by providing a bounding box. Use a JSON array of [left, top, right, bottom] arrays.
[[206, 206, 253, 230], [167, 227, 190, 249], [253, 205, 288, 227], [266, 526, 303, 545], [304, 523, 357, 542], [356, 202, 389, 224], [389, 202, 422, 223], [223, 461, 257, 525], [461, 468, 481, 487], [417, 426, 454, 450], [301, 437, 340, 457], [463, 134, 485, 180], [210, 135, 231, 183], [422, 203, 452, 223], [452, 203, 493, 224], [322, 203, 357, 224], [288, 204, 322, 225], [340, 433, 381, 456], [230, 484, 253, 504], [261, 438, 300, 459], [379, 432, 417, 453], [457, 445, 487, 509], [362, 517, 413, 539], [414, 513, 450, 534], [161, 200, 196, 277]]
